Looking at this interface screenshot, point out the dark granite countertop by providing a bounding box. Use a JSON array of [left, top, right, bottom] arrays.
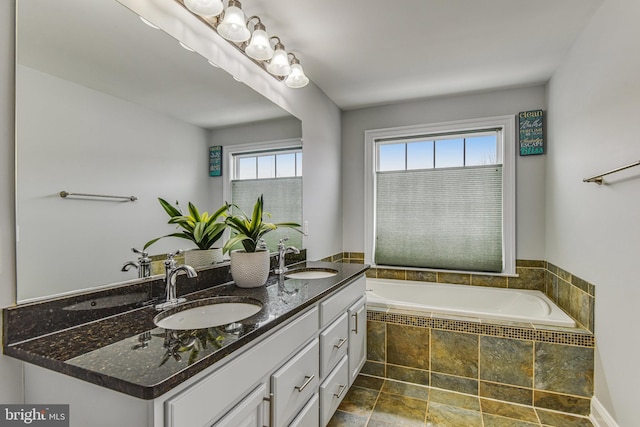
[[3, 261, 369, 399]]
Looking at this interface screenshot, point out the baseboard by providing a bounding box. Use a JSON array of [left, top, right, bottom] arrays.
[[590, 397, 620, 427]]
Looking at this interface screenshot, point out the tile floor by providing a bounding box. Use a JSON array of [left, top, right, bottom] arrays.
[[327, 375, 594, 427]]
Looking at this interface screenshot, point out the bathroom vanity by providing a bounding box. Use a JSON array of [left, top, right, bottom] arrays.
[[4, 262, 368, 427]]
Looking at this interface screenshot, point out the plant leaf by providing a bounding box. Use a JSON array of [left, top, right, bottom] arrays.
[[158, 198, 182, 218]]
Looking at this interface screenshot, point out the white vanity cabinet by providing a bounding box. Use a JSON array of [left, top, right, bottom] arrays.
[[22, 274, 367, 427]]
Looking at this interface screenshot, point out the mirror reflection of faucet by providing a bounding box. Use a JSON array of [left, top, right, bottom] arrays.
[[131, 331, 152, 350], [274, 238, 300, 275], [121, 247, 152, 278], [155, 250, 197, 310]]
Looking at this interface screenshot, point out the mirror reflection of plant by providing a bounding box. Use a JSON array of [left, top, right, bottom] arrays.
[[159, 329, 225, 366], [223, 195, 301, 254], [144, 198, 228, 251]]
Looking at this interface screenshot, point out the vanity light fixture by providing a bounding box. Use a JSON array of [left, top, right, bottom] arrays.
[[175, 0, 309, 88], [244, 17, 274, 61], [266, 37, 291, 76], [217, 0, 251, 42], [184, 0, 223, 17], [285, 54, 309, 88]]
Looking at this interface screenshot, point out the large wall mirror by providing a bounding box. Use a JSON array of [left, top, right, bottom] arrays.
[[15, 0, 302, 302]]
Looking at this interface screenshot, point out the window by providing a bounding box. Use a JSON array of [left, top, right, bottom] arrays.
[[224, 140, 303, 252], [364, 116, 516, 274]]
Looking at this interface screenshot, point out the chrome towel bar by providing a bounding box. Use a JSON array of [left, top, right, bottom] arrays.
[[59, 191, 138, 201], [583, 160, 640, 185]]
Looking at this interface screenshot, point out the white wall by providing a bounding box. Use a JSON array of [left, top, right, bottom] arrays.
[[546, 0, 640, 424], [342, 86, 547, 260], [16, 65, 212, 301], [0, 0, 25, 403]]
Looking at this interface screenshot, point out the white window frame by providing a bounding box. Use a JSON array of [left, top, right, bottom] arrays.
[[222, 138, 302, 204], [364, 115, 516, 275]]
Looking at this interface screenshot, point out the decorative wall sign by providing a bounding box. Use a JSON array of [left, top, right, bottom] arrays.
[[209, 146, 222, 177], [518, 110, 544, 156]]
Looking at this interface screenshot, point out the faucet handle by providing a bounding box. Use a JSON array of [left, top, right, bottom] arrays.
[[132, 247, 149, 257], [278, 238, 289, 249], [258, 239, 268, 250], [164, 250, 183, 267]]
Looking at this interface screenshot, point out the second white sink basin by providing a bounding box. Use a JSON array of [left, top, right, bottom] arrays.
[[154, 297, 262, 330], [285, 268, 339, 280]]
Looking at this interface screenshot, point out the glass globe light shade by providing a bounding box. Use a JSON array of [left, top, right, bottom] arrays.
[[184, 0, 223, 17], [217, 4, 250, 42], [285, 63, 309, 88], [245, 29, 274, 61], [267, 47, 291, 76]]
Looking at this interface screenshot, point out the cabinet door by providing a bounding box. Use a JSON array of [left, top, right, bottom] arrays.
[[348, 297, 367, 386], [213, 383, 266, 427]]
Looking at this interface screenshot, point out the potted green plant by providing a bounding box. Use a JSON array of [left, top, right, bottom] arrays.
[[223, 195, 300, 288], [145, 198, 228, 268]]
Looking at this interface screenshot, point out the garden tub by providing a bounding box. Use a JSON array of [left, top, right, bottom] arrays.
[[366, 278, 575, 327]]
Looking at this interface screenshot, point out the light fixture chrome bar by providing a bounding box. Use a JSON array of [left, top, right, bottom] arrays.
[[583, 160, 640, 185], [174, 0, 307, 86], [59, 191, 138, 201]]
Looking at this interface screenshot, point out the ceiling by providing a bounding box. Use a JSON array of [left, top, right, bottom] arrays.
[[246, 0, 603, 109], [18, 0, 603, 126]]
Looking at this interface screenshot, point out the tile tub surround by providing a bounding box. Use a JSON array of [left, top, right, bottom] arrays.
[[365, 310, 594, 418], [328, 374, 594, 427], [3, 260, 366, 399]]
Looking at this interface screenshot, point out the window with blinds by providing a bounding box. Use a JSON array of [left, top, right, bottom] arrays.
[[230, 148, 302, 251], [374, 131, 504, 272]]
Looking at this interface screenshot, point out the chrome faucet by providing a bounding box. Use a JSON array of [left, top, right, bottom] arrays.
[[155, 250, 197, 310], [274, 238, 300, 275], [121, 247, 152, 279]]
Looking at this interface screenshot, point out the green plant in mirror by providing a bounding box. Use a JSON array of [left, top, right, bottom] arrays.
[[144, 198, 228, 250], [223, 194, 301, 253]]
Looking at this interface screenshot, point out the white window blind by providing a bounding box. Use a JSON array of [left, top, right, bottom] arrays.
[[231, 177, 302, 251], [375, 165, 503, 272]]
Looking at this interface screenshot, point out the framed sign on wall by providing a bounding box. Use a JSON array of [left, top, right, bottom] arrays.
[[518, 110, 544, 156], [209, 146, 222, 177]]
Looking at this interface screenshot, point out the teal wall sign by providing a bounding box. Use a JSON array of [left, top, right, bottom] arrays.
[[209, 146, 222, 176], [518, 110, 544, 156]]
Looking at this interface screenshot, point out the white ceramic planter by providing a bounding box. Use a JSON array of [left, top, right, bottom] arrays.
[[230, 250, 271, 288], [184, 248, 224, 268]]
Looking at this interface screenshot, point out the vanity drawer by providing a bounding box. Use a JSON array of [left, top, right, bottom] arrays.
[[288, 394, 319, 427], [271, 338, 319, 427], [319, 312, 348, 378], [320, 275, 366, 327], [319, 356, 349, 426]]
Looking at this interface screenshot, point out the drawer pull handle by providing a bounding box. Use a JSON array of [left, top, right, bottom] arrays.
[[295, 375, 315, 392], [334, 338, 347, 349], [352, 313, 359, 334], [334, 384, 347, 398]]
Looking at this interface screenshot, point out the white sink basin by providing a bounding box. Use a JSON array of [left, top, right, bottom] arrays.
[[154, 297, 262, 330], [285, 268, 339, 280]]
